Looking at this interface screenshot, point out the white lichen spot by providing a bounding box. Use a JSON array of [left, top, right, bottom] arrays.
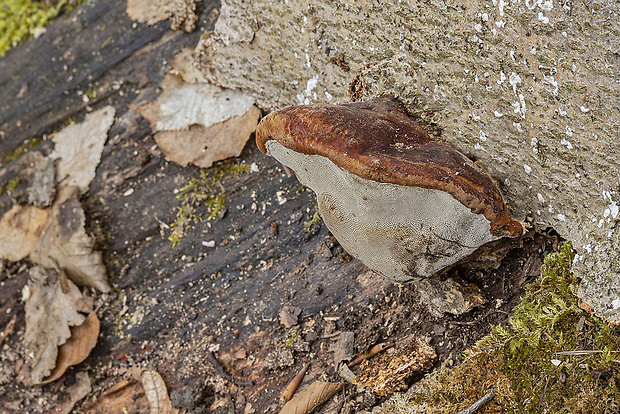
[[513, 122, 523, 132], [548, 205, 555, 213], [598, 219, 604, 228], [544, 74, 559, 96], [497, 71, 506, 85], [612, 299, 620, 310], [481, 12, 489, 21], [530, 47, 537, 55], [474, 143, 485, 150], [565, 126, 574, 137], [610, 201, 619, 219], [537, 193, 545, 203], [561, 138, 573, 149], [472, 113, 481, 121], [250, 162, 259, 173], [538, 12, 549, 23], [556, 214, 566, 221], [557, 107, 567, 116], [495, 20, 505, 28], [478, 131, 487, 141], [325, 91, 333, 101], [524, 164, 532, 174], [509, 72, 521, 95], [580, 106, 590, 113], [498, 0, 508, 16], [305, 53, 311, 68], [562, 31, 568, 37], [494, 110, 504, 118], [583, 244, 592, 254], [537, 209, 542, 215], [474, 23, 483, 33]]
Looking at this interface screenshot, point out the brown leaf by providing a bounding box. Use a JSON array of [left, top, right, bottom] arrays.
[[279, 306, 302, 328], [24, 267, 93, 384], [141, 369, 176, 414], [137, 70, 259, 168], [154, 106, 260, 168], [30, 186, 110, 292], [280, 381, 344, 414], [37, 311, 100, 385], [49, 106, 115, 194], [0, 205, 48, 261]]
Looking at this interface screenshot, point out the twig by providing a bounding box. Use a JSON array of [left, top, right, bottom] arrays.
[[281, 362, 310, 403], [456, 391, 495, 414], [348, 342, 393, 367], [207, 351, 254, 386], [555, 350, 618, 356], [538, 376, 550, 409], [0, 314, 17, 346]]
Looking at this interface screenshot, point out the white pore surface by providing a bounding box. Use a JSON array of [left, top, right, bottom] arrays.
[[267, 140, 499, 282]]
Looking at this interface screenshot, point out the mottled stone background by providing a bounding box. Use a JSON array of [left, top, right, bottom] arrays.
[[195, 0, 620, 321]]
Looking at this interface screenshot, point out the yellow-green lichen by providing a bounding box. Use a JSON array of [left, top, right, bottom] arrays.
[[380, 242, 620, 414], [0, 0, 88, 56], [168, 162, 251, 247]]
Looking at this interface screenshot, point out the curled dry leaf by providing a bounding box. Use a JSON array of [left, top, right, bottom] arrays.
[[49, 105, 115, 194], [280, 381, 344, 414], [0, 205, 48, 261], [141, 369, 176, 414], [24, 267, 93, 384], [37, 310, 100, 385], [30, 185, 110, 292]]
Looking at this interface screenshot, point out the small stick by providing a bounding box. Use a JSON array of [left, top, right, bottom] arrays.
[[0, 314, 17, 346], [280, 362, 310, 403], [348, 342, 393, 367], [102, 378, 133, 396], [207, 351, 254, 386], [456, 391, 495, 414]]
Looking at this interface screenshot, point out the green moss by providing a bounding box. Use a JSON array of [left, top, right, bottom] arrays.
[[168, 162, 251, 246], [0, 0, 88, 56], [381, 242, 620, 414], [0, 137, 42, 167]]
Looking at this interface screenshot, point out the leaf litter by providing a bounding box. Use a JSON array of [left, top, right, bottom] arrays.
[[30, 185, 110, 293], [24, 266, 93, 384]]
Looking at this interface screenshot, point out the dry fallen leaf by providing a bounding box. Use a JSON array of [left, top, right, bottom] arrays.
[[141, 369, 176, 414], [30, 186, 110, 292], [137, 68, 259, 168], [0, 205, 48, 261], [280, 381, 344, 414], [279, 306, 302, 328], [49, 371, 92, 414], [24, 267, 93, 384], [37, 310, 100, 385], [154, 106, 261, 168], [49, 106, 115, 194]]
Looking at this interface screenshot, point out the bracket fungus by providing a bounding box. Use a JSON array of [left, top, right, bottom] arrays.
[[256, 95, 522, 282]]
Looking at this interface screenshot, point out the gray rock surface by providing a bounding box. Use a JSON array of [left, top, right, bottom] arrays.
[[195, 0, 620, 322]]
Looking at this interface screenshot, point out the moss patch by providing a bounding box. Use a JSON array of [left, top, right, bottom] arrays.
[[0, 137, 42, 167], [380, 242, 620, 413], [0, 0, 87, 56], [168, 162, 251, 247]]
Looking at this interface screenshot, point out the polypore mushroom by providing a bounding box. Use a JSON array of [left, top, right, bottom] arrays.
[[256, 95, 522, 282]]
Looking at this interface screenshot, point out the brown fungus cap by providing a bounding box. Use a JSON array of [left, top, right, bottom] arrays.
[[256, 94, 522, 238]]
